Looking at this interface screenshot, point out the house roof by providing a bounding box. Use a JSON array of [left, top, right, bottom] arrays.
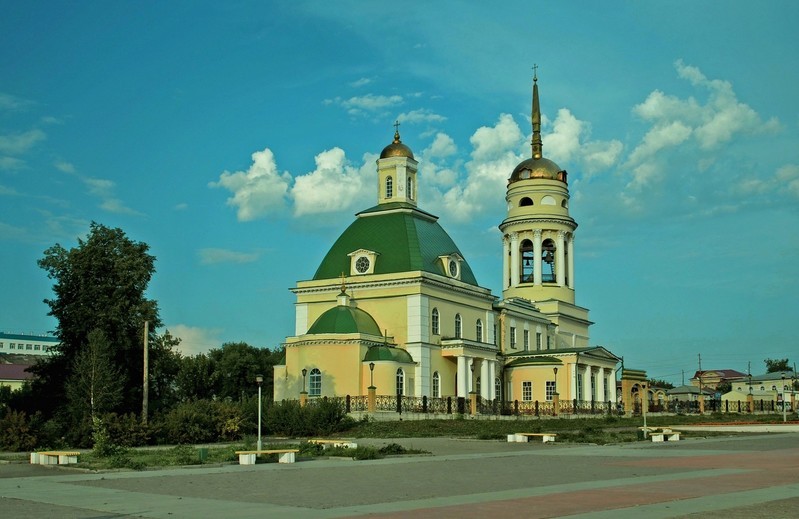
[[692, 369, 747, 379], [0, 364, 33, 381]]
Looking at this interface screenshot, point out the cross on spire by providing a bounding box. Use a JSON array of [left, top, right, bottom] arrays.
[[532, 63, 538, 82]]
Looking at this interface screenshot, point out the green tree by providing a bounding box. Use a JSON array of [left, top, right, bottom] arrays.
[[65, 329, 123, 422], [175, 353, 218, 401], [648, 379, 675, 389], [764, 358, 791, 373], [147, 330, 183, 412], [33, 222, 161, 416], [208, 342, 278, 401]]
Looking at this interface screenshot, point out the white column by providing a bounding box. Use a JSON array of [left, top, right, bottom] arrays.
[[556, 231, 566, 287], [480, 358, 490, 399], [488, 360, 497, 400], [567, 234, 575, 289], [570, 363, 577, 401], [597, 368, 605, 402], [509, 233, 520, 287], [584, 365, 592, 401], [502, 236, 510, 289], [457, 356, 468, 397], [533, 229, 542, 286]]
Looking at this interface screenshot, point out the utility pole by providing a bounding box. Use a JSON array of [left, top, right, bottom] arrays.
[[142, 320, 149, 425]]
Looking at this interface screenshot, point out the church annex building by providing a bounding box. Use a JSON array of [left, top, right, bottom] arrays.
[[274, 77, 621, 410]]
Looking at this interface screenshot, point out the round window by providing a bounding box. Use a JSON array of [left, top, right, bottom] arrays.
[[355, 256, 370, 274], [448, 260, 458, 277]]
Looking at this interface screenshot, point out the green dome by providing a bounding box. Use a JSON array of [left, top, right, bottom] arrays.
[[363, 345, 414, 363], [313, 204, 479, 285], [306, 305, 382, 336]]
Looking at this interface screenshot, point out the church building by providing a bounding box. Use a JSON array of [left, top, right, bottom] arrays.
[[273, 76, 620, 408]]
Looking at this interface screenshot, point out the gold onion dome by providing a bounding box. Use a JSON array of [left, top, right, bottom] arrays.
[[509, 69, 567, 184], [380, 128, 414, 159]]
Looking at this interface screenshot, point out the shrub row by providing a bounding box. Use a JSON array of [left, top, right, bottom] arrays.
[[0, 397, 355, 451]]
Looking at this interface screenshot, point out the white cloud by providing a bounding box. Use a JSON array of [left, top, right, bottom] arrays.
[[291, 148, 373, 216], [398, 109, 446, 124], [326, 93, 404, 117], [541, 109, 622, 177], [165, 324, 221, 356], [424, 132, 457, 159], [99, 198, 142, 215], [174, 202, 188, 211], [622, 60, 780, 197], [0, 92, 34, 111], [54, 160, 75, 173], [432, 115, 524, 221], [350, 77, 372, 88], [469, 113, 523, 163], [0, 156, 25, 170], [210, 148, 291, 221], [198, 248, 260, 265], [0, 129, 46, 155]]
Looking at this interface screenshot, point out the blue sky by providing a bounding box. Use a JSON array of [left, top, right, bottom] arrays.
[[2, 1, 797, 385]]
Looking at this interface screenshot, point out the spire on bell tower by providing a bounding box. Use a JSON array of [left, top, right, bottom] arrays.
[[531, 64, 543, 160]]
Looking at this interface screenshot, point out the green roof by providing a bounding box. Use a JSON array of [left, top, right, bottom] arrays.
[[363, 345, 414, 363], [313, 205, 478, 285], [506, 356, 562, 368], [306, 306, 382, 336]]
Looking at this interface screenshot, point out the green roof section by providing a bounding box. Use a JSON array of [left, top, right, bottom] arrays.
[[506, 356, 562, 368], [363, 345, 414, 364], [306, 305, 382, 336], [313, 206, 479, 285]]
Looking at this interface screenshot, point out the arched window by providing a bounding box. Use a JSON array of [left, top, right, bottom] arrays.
[[494, 377, 502, 401], [396, 368, 404, 396], [386, 176, 393, 198], [520, 239, 534, 282], [564, 236, 570, 286], [309, 368, 322, 397], [407, 176, 413, 200], [542, 238, 556, 282], [476, 319, 483, 342], [432, 308, 440, 335], [432, 371, 440, 398], [519, 197, 533, 206], [476, 376, 481, 395], [455, 313, 462, 338]]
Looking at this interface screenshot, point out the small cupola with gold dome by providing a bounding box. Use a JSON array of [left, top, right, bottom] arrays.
[[377, 121, 418, 206]]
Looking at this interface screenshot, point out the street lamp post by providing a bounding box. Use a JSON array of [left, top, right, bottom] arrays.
[[642, 383, 648, 438], [782, 372, 787, 423], [255, 374, 263, 451], [302, 368, 308, 393], [369, 362, 375, 388]]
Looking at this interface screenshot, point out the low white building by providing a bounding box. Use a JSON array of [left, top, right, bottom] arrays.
[[0, 332, 58, 356]]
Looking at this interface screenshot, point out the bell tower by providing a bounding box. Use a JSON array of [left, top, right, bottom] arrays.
[[377, 121, 418, 206], [499, 71, 577, 305]]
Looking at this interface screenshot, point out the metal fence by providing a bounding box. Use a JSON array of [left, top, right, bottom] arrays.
[[304, 394, 787, 416]]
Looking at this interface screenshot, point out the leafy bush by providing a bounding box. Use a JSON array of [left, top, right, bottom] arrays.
[[0, 410, 38, 451], [266, 398, 356, 437], [351, 446, 381, 460], [101, 412, 152, 446], [156, 399, 246, 444]]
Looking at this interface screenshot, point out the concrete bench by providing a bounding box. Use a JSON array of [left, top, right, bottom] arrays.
[[508, 433, 557, 443], [639, 427, 680, 442], [307, 439, 358, 449], [234, 449, 299, 465], [31, 451, 80, 465]]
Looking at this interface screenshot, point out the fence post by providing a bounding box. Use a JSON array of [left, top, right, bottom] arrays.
[[457, 397, 465, 414], [514, 399, 519, 415], [346, 395, 351, 413], [423, 395, 428, 414], [535, 400, 539, 417], [447, 396, 452, 414]]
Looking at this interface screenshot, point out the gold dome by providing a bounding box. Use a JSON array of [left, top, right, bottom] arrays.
[[509, 157, 567, 183], [380, 129, 414, 159]]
